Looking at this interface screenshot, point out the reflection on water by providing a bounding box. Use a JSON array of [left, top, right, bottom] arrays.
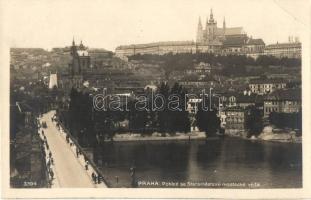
[[97, 138, 302, 188]]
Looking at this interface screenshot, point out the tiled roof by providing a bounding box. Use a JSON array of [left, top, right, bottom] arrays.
[[246, 38, 265, 45], [223, 36, 247, 47], [217, 27, 244, 35]]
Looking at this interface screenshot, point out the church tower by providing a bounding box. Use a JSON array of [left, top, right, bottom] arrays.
[[196, 17, 204, 43], [223, 17, 226, 35], [69, 38, 90, 88], [205, 9, 217, 42]]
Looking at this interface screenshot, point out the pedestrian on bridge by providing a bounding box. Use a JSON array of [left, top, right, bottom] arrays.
[[47, 160, 51, 168], [85, 161, 89, 170], [91, 172, 97, 184], [50, 170, 54, 179], [97, 175, 102, 184], [115, 176, 119, 184]]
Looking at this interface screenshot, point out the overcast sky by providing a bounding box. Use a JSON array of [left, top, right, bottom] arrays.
[[1, 0, 308, 51]]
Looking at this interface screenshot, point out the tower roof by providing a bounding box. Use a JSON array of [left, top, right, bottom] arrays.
[[209, 8, 214, 22]]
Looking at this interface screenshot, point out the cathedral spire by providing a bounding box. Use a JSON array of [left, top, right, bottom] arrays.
[[210, 8, 214, 20], [72, 37, 76, 46], [196, 16, 204, 43], [223, 17, 226, 28], [223, 17, 226, 35]]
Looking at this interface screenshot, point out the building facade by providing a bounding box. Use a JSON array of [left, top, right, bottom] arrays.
[[224, 106, 247, 137], [263, 88, 301, 118], [249, 79, 287, 95], [264, 39, 301, 58]]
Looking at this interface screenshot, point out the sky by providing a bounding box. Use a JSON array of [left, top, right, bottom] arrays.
[[1, 0, 309, 51]]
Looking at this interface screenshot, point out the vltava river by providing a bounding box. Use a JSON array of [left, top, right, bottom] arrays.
[[98, 137, 302, 188]]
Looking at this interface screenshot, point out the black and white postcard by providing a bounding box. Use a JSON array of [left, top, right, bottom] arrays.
[[1, 0, 310, 199]]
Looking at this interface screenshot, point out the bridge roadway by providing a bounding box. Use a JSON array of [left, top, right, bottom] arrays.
[[39, 111, 107, 188]]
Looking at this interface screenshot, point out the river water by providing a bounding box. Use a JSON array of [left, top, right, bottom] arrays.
[[97, 137, 302, 188]]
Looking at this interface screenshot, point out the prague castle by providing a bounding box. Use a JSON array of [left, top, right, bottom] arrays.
[[116, 9, 264, 58], [115, 9, 300, 59]]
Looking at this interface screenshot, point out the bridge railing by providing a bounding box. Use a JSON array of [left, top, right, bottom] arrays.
[[57, 120, 111, 187]]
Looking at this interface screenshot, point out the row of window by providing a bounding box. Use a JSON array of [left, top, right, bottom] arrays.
[[265, 107, 278, 113]]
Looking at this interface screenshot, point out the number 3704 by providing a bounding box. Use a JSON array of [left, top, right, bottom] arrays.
[[24, 181, 37, 187]]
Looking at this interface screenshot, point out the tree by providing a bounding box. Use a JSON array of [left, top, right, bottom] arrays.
[[128, 100, 149, 130], [153, 82, 191, 134], [169, 83, 190, 133], [156, 82, 171, 134], [269, 110, 302, 131], [245, 106, 263, 137], [195, 102, 220, 137]]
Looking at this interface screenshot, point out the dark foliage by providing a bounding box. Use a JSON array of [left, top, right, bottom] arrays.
[[269, 111, 302, 131], [195, 102, 220, 137], [245, 106, 263, 137]]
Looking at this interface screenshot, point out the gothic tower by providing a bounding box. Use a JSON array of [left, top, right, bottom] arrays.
[[70, 38, 81, 76], [206, 9, 217, 41], [196, 17, 204, 43], [223, 17, 226, 36], [69, 38, 90, 88]]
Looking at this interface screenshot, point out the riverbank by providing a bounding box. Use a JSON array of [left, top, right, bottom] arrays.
[[257, 131, 301, 143], [225, 126, 302, 143], [105, 131, 207, 142]]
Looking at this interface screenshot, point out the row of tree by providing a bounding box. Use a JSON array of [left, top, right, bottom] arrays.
[[61, 83, 270, 147], [62, 82, 228, 145], [129, 53, 301, 68], [129, 53, 300, 79], [269, 111, 302, 132]]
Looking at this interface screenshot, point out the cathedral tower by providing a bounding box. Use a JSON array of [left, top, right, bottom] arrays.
[[69, 38, 90, 88], [206, 9, 217, 42], [196, 17, 204, 43], [223, 17, 226, 35]]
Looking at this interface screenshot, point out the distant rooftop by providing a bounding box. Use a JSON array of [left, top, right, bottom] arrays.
[[265, 88, 301, 101], [265, 42, 301, 49]]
